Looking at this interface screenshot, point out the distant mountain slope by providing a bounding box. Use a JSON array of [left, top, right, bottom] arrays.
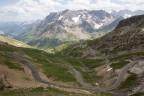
[[16, 9, 116, 49], [0, 21, 37, 37], [0, 35, 31, 48], [63, 15, 144, 58], [0, 9, 143, 49], [111, 9, 144, 18], [97, 16, 124, 32]]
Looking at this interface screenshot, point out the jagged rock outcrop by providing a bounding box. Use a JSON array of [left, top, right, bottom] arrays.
[[0, 75, 12, 90]]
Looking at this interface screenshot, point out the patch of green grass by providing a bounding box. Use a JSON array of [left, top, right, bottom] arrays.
[[30, 87, 78, 94], [63, 56, 82, 66], [3, 58, 24, 71], [119, 73, 138, 89], [82, 71, 95, 83], [110, 60, 130, 69], [81, 59, 103, 69], [0, 48, 23, 71], [23, 77, 30, 81], [93, 92, 112, 96], [81, 70, 103, 83], [0, 45, 17, 52], [0, 35, 30, 48], [0, 87, 88, 96], [63, 57, 104, 83], [43, 62, 76, 82], [22, 48, 76, 82], [0, 87, 113, 96], [30, 87, 45, 92], [109, 52, 144, 61], [62, 57, 105, 83]]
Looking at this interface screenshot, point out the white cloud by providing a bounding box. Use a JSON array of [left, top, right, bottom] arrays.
[[66, 0, 91, 10], [118, 0, 144, 4], [0, 0, 144, 22], [0, 0, 63, 22]]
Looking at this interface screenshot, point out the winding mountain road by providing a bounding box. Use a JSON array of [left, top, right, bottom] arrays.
[[47, 59, 91, 87], [13, 54, 139, 93]]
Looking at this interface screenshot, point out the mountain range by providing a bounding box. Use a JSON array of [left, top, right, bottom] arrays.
[[0, 21, 37, 37], [0, 9, 144, 49]]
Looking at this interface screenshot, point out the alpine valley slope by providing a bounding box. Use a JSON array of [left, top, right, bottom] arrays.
[[63, 15, 144, 58], [0, 39, 113, 96], [0, 35, 31, 48], [0, 21, 40, 37], [62, 14, 144, 95]]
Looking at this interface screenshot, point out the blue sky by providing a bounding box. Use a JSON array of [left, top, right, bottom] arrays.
[[0, 0, 19, 6], [0, 0, 144, 22]]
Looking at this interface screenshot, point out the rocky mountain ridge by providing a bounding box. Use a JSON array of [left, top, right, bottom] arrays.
[[63, 15, 144, 58], [16, 9, 117, 49]]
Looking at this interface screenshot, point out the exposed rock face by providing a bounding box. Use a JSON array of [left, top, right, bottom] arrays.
[[0, 75, 12, 90], [130, 61, 144, 76]]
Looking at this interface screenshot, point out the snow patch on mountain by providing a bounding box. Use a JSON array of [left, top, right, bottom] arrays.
[[58, 15, 63, 20], [102, 17, 114, 25], [72, 15, 81, 23], [94, 22, 102, 29], [123, 14, 132, 18], [107, 68, 112, 72]]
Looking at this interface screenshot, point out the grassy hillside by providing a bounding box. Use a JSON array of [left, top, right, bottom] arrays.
[[61, 15, 144, 94], [0, 35, 31, 48], [0, 87, 112, 96], [0, 40, 114, 95]]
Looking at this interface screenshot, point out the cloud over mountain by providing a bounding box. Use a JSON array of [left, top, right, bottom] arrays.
[[0, 0, 144, 22]]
